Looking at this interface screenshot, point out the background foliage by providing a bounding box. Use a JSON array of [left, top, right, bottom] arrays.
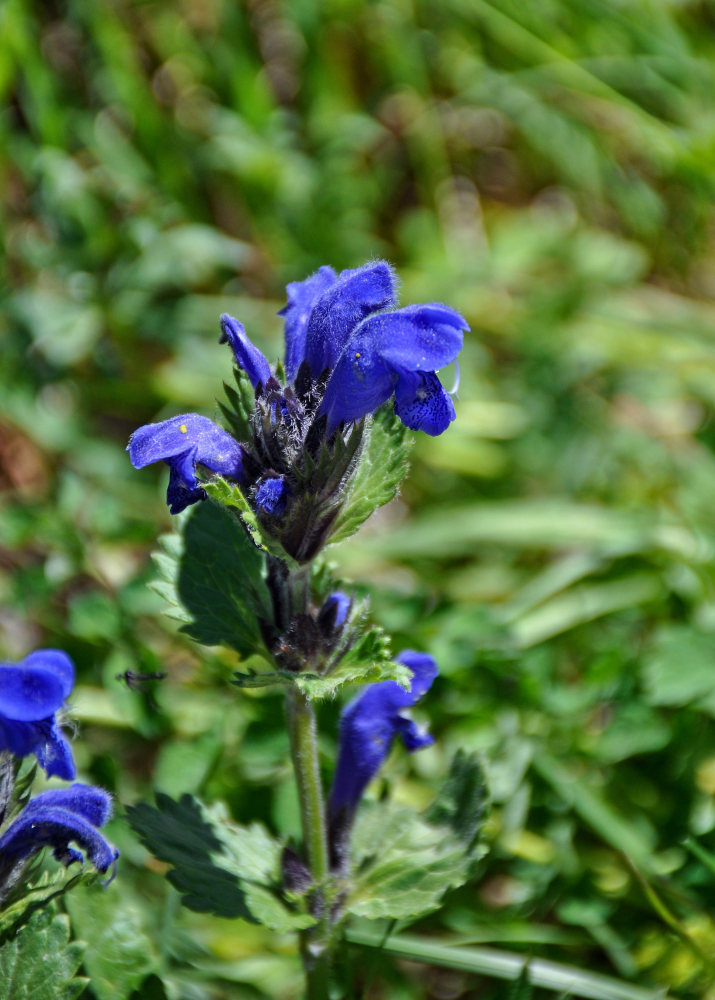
[[2, 0, 715, 996]]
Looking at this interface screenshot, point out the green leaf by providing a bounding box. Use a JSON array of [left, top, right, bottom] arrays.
[[65, 883, 159, 1000], [345, 751, 488, 921], [346, 803, 471, 920], [347, 926, 664, 1000], [0, 867, 95, 942], [0, 906, 87, 1000], [330, 407, 412, 545], [126, 793, 315, 933], [151, 500, 273, 657]]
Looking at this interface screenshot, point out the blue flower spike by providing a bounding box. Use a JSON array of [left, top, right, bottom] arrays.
[[128, 413, 247, 514], [220, 313, 272, 390], [0, 783, 118, 876], [0, 650, 76, 780], [128, 260, 466, 543], [328, 650, 438, 824]]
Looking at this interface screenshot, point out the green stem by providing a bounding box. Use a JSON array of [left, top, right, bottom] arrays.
[[287, 686, 332, 1000]]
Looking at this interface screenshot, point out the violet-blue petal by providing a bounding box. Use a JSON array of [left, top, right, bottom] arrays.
[[255, 476, 289, 516], [33, 720, 76, 780], [128, 414, 246, 514], [128, 413, 245, 479], [279, 265, 337, 381], [394, 370, 456, 436], [166, 464, 205, 515], [219, 314, 272, 390], [24, 784, 113, 828], [361, 303, 466, 372], [303, 261, 396, 377], [320, 339, 394, 430], [0, 803, 118, 873], [0, 716, 75, 780], [0, 665, 66, 723], [21, 650, 75, 702], [328, 650, 438, 820]]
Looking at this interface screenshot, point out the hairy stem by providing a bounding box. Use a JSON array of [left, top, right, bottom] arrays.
[[287, 686, 332, 999]]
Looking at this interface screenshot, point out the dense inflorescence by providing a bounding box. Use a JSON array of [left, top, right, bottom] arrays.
[[128, 260, 467, 562]]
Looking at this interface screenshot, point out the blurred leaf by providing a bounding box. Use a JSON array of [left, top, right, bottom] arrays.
[[346, 754, 487, 920], [65, 885, 159, 1000], [0, 868, 95, 942], [0, 907, 87, 1000], [642, 625, 715, 707], [126, 793, 315, 932]]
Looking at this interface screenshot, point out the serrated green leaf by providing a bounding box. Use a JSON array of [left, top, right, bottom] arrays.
[[0, 906, 87, 1000], [330, 407, 412, 545], [65, 883, 159, 1000], [347, 802, 471, 920], [150, 500, 273, 656], [126, 793, 315, 932], [345, 753, 488, 921]]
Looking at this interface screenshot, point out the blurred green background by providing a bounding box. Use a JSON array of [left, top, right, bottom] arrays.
[[3, 0, 715, 996]]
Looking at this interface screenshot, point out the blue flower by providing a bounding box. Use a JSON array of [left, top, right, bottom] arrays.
[[0, 651, 76, 780], [319, 301, 466, 435], [128, 413, 247, 514], [328, 650, 438, 823], [278, 260, 466, 434], [0, 783, 118, 876]]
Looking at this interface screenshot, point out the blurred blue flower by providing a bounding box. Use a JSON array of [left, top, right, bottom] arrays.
[[328, 650, 438, 823], [0, 651, 75, 780], [0, 783, 118, 876], [128, 413, 247, 514]]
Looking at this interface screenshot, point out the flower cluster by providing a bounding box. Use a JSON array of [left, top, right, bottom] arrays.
[[128, 261, 466, 560], [0, 650, 118, 899]]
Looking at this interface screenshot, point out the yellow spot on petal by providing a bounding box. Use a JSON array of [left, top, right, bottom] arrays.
[[179, 424, 188, 433], [355, 352, 361, 358]]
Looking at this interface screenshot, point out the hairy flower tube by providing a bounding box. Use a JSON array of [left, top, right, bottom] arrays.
[[0, 783, 118, 878], [328, 650, 438, 827], [0, 650, 76, 780]]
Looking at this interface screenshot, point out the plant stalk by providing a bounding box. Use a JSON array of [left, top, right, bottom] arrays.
[[287, 685, 332, 1000]]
